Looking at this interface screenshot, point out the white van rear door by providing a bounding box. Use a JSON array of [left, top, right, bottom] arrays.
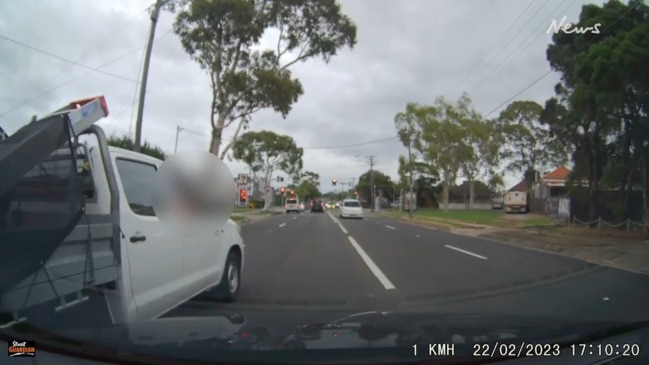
[[114, 157, 184, 320]]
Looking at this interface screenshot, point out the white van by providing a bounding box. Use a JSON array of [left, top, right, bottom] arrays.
[[285, 198, 300, 213], [0, 96, 245, 328]]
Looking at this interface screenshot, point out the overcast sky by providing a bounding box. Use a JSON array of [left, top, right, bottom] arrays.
[[0, 0, 602, 193]]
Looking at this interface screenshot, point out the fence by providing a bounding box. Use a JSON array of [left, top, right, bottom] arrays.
[[572, 217, 649, 232], [547, 197, 570, 223]]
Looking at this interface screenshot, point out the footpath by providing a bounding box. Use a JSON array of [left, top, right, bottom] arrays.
[[376, 211, 649, 275]]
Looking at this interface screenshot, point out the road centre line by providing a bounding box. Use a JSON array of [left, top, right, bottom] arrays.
[[338, 224, 348, 234], [278, 223, 286, 228], [348, 236, 396, 290], [385, 225, 396, 230], [445, 245, 488, 260]]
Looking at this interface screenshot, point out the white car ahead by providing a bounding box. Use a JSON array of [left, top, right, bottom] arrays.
[[285, 198, 300, 213], [339, 199, 363, 219]]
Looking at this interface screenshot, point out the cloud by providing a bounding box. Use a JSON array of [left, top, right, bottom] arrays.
[[0, 0, 603, 193]]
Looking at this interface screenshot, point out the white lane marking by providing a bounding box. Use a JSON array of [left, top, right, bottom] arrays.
[[293, 216, 298, 220], [385, 225, 396, 230], [328, 214, 348, 233], [278, 223, 287, 228], [445, 245, 488, 260], [348, 236, 395, 290]]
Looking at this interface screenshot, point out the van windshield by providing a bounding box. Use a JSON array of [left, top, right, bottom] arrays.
[[343, 201, 361, 207], [287, 199, 297, 204]]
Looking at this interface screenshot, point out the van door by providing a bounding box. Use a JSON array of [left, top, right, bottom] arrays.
[[182, 229, 222, 297], [114, 158, 184, 320]]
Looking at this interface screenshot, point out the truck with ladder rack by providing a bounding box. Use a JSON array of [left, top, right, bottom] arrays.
[[0, 96, 245, 329]]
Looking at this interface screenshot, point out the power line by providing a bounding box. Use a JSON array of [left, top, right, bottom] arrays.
[[302, 136, 399, 150], [471, 0, 575, 88], [483, 1, 642, 118], [457, 0, 536, 90], [468, 0, 549, 89], [71, 6, 152, 67], [464, 0, 553, 90], [1, 5, 150, 106], [0, 28, 173, 119], [0, 35, 139, 84]]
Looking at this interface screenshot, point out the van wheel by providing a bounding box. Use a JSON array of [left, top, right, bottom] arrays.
[[216, 251, 240, 302]]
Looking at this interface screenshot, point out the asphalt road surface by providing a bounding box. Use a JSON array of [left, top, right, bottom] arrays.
[[172, 209, 649, 323]]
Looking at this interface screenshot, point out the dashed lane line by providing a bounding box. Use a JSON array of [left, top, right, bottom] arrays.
[[278, 223, 287, 228], [385, 225, 396, 230], [326, 212, 395, 290], [445, 245, 488, 260], [348, 236, 396, 290]]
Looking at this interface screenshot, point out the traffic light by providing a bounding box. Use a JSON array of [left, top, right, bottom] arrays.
[[332, 178, 337, 185], [354, 191, 358, 196], [239, 189, 247, 202], [280, 187, 286, 193], [290, 190, 295, 195]]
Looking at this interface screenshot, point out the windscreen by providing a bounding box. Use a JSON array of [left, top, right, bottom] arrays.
[[287, 199, 297, 204], [343, 201, 361, 207]]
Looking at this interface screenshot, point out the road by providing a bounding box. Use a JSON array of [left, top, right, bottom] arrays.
[[172, 209, 649, 323]]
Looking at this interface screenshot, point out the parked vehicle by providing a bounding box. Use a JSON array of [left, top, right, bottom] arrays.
[[492, 197, 504, 210], [0, 96, 245, 328], [504, 191, 528, 213], [339, 199, 363, 219]]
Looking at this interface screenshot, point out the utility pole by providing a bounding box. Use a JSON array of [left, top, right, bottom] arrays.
[[133, 0, 166, 153], [407, 137, 414, 219], [368, 155, 376, 212], [174, 125, 181, 154]]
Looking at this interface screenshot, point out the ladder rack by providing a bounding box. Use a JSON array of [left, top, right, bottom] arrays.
[[0, 96, 119, 326]]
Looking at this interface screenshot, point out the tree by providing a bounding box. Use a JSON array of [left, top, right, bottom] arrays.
[[541, 0, 649, 224], [295, 180, 321, 201], [394, 96, 469, 211], [356, 170, 393, 205], [293, 170, 320, 186], [497, 100, 567, 184], [456, 100, 501, 209], [231, 130, 303, 210], [107, 134, 168, 160], [172, 0, 357, 159], [291, 170, 320, 201], [397, 155, 440, 207]]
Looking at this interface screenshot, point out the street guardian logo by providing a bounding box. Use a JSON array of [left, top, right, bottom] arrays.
[[7, 340, 35, 357]]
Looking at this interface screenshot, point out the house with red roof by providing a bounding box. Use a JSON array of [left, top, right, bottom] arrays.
[[533, 166, 571, 199], [506, 166, 575, 198]]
